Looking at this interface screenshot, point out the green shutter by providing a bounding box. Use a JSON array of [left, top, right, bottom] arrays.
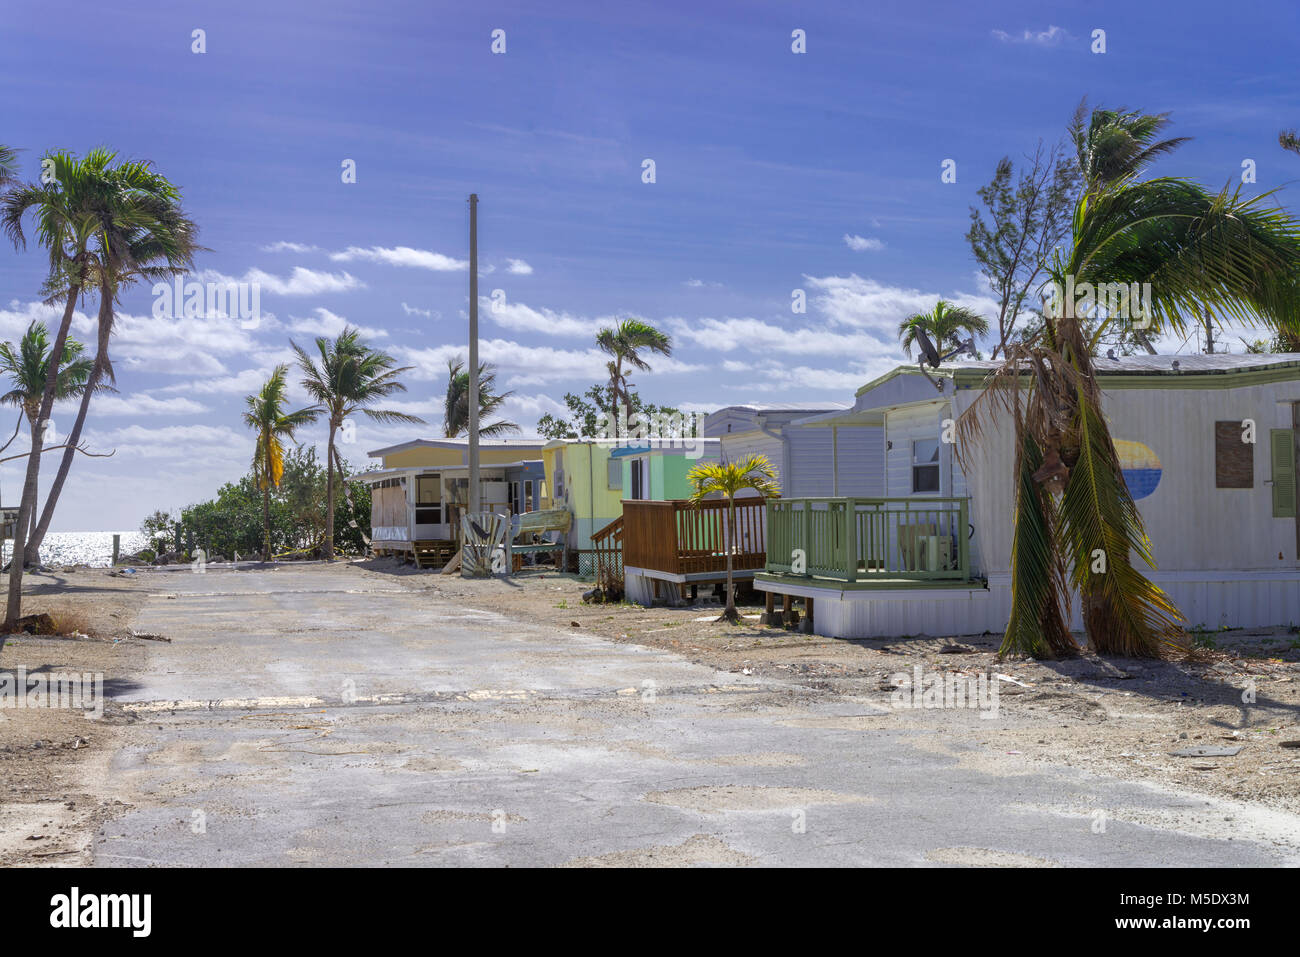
[[1270, 429, 1296, 518]]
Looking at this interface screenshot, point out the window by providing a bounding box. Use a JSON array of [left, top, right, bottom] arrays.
[[1215, 421, 1253, 488], [630, 458, 647, 499], [1270, 429, 1296, 518], [608, 458, 623, 490], [911, 439, 940, 493]]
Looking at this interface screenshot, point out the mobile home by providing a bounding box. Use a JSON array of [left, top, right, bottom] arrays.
[[358, 438, 548, 566], [756, 355, 1300, 638]]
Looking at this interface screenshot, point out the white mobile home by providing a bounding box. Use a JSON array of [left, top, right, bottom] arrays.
[[755, 355, 1300, 638], [357, 438, 548, 566], [704, 403, 885, 497]]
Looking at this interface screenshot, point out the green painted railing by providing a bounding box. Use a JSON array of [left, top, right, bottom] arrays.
[[765, 497, 970, 582]]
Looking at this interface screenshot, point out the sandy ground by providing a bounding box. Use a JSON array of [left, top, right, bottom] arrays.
[[359, 558, 1300, 818], [0, 567, 147, 866]]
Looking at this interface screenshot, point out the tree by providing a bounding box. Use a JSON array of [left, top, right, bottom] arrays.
[[442, 357, 518, 438], [0, 145, 17, 189], [1, 149, 122, 627], [959, 104, 1300, 660], [1068, 100, 1189, 195], [168, 447, 370, 561], [139, 509, 175, 552], [26, 153, 200, 564], [0, 322, 97, 553], [1282, 130, 1300, 156], [595, 318, 672, 434], [897, 300, 989, 363], [686, 455, 781, 623], [292, 326, 423, 561], [243, 365, 319, 561], [967, 140, 1079, 356], [536, 382, 686, 440]]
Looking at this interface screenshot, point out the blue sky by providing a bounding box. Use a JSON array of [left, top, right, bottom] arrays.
[[2, 0, 1298, 530]]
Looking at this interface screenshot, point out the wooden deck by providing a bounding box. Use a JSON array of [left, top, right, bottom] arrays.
[[622, 498, 767, 579]]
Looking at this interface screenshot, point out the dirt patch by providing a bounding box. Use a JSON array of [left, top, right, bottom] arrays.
[[0, 568, 149, 865], [561, 833, 757, 867], [925, 846, 1061, 867], [644, 785, 873, 813]]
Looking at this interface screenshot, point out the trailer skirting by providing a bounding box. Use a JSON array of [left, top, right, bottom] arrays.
[[754, 569, 1300, 638]]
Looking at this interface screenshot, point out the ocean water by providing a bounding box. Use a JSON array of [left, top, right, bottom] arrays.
[[8, 531, 149, 567]]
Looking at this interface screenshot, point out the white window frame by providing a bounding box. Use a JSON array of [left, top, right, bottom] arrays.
[[911, 438, 941, 494]]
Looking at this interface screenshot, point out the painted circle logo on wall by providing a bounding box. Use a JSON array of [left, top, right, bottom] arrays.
[[1115, 439, 1162, 500]]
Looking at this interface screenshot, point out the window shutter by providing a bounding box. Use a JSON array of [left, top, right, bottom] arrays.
[[1270, 429, 1296, 518]]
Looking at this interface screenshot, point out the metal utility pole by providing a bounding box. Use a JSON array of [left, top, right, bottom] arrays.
[[468, 193, 480, 516]]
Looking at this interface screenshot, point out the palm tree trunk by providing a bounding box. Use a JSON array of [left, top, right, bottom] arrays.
[[28, 304, 110, 558], [4, 283, 80, 628], [262, 478, 272, 562], [25, 501, 39, 568], [722, 496, 738, 622], [324, 422, 337, 561]]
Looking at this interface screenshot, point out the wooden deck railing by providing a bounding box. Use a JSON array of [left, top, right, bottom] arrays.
[[622, 498, 767, 576], [765, 497, 971, 582], [591, 515, 625, 594]]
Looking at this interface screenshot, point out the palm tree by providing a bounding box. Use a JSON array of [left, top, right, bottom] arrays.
[[1, 149, 120, 627], [292, 327, 424, 561], [243, 366, 319, 561], [26, 154, 200, 562], [1279, 129, 1300, 156], [0, 145, 17, 188], [686, 455, 781, 623], [959, 105, 1300, 660], [0, 322, 97, 558], [442, 357, 519, 438], [898, 301, 989, 362], [1069, 101, 1189, 195], [595, 318, 672, 434]]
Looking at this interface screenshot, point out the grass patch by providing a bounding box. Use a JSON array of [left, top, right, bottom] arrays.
[[42, 606, 100, 638]]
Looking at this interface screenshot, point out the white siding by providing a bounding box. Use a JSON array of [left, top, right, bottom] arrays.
[[784, 425, 884, 497], [884, 402, 949, 498], [951, 378, 1300, 576]]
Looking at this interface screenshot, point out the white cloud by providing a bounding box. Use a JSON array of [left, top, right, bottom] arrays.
[[506, 258, 534, 275], [287, 307, 389, 340], [80, 394, 208, 417], [89, 423, 249, 460], [261, 241, 320, 254], [400, 338, 701, 388], [160, 364, 292, 396], [401, 302, 438, 319], [201, 266, 364, 297], [330, 246, 467, 272], [108, 307, 270, 377], [668, 316, 900, 358], [684, 278, 723, 288], [483, 298, 606, 338], [804, 273, 998, 335], [717, 360, 879, 394], [992, 25, 1070, 46], [843, 234, 885, 252]]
